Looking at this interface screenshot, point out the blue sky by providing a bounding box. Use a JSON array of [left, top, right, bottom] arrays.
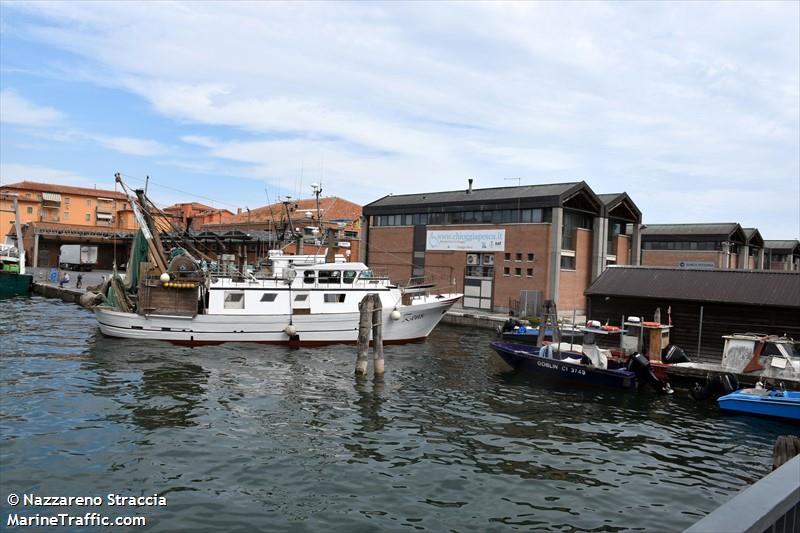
[[1, 1, 798, 238]]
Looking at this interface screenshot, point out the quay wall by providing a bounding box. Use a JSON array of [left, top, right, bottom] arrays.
[[31, 282, 84, 304]]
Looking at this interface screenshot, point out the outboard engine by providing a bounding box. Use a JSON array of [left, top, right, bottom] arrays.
[[690, 373, 739, 401], [627, 353, 672, 394], [662, 345, 690, 364]]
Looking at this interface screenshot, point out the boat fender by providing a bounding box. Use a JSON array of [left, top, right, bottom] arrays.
[[284, 324, 297, 337], [626, 352, 671, 394], [662, 344, 690, 364]]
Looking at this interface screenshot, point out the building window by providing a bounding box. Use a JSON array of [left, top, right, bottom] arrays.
[[324, 293, 346, 303], [260, 293, 278, 302], [65, 197, 70, 204], [63, 212, 69, 220], [504, 253, 511, 261], [527, 253, 535, 261], [526, 268, 534, 277], [223, 291, 245, 309], [503, 266, 510, 276], [515, 253, 522, 262], [25, 193, 31, 198], [514, 268, 522, 276], [561, 256, 576, 270], [26, 206, 32, 214], [85, 213, 91, 221], [86, 199, 91, 207]]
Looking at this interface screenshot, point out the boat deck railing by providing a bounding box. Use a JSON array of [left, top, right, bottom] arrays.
[[684, 453, 799, 533]]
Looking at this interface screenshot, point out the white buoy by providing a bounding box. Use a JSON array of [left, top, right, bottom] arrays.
[[160, 272, 170, 283], [390, 309, 402, 321], [284, 324, 297, 336]]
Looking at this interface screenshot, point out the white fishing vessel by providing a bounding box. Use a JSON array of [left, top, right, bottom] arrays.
[[91, 175, 461, 345]]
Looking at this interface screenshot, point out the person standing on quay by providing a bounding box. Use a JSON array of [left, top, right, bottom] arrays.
[[76, 273, 83, 289]]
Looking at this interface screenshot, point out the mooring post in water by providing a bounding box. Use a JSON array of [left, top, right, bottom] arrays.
[[371, 293, 384, 376], [696, 305, 704, 359], [356, 294, 373, 376]]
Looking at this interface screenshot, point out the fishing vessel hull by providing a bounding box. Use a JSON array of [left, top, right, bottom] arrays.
[[95, 295, 461, 344], [718, 390, 800, 422], [490, 341, 638, 390], [0, 272, 33, 297]]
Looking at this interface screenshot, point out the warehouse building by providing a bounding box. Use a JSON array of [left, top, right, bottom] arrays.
[[362, 181, 641, 315], [640, 223, 754, 270], [764, 240, 800, 271], [585, 266, 800, 363]]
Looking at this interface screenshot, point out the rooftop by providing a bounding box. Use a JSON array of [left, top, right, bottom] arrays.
[[1, 181, 127, 200], [585, 266, 800, 308]]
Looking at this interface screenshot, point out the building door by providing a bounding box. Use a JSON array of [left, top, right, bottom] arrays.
[[463, 252, 494, 310]]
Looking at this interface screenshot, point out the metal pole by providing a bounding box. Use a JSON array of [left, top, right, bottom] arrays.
[[696, 305, 704, 359], [570, 308, 576, 351]]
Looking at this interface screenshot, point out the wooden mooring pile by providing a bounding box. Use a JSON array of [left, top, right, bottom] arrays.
[[355, 293, 385, 377]]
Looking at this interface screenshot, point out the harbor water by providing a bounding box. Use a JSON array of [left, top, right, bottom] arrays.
[[1, 296, 794, 532]]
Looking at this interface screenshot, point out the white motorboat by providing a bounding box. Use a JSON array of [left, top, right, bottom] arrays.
[[92, 175, 461, 345], [96, 260, 461, 345]]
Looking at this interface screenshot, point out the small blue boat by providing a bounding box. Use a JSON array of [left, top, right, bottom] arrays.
[[489, 341, 638, 390], [718, 389, 800, 422]]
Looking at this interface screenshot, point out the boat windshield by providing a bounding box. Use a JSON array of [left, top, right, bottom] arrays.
[[361, 270, 374, 279]]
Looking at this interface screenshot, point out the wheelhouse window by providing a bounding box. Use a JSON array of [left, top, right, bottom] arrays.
[[323, 294, 346, 303], [303, 270, 315, 284], [342, 270, 358, 284], [318, 270, 341, 283], [224, 291, 245, 309], [260, 293, 278, 302]]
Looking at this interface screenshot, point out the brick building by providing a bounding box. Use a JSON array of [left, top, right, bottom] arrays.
[[162, 202, 236, 231], [362, 181, 641, 315], [763, 240, 800, 271], [200, 196, 363, 264], [0, 181, 137, 268], [640, 223, 756, 270]]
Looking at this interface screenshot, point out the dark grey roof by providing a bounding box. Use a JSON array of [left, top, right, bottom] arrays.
[[363, 181, 594, 214], [597, 192, 641, 222], [585, 266, 800, 308], [764, 240, 800, 253], [641, 223, 745, 242], [742, 228, 764, 247]]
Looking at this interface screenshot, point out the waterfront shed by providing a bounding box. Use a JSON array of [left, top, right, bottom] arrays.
[[585, 266, 800, 363]]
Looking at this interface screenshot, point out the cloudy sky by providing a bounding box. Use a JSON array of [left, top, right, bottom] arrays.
[[1, 1, 798, 238]]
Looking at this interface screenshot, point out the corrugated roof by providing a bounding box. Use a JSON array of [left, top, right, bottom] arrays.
[[585, 266, 800, 308], [364, 182, 582, 210], [641, 223, 740, 236], [1, 181, 127, 200], [764, 240, 800, 252]]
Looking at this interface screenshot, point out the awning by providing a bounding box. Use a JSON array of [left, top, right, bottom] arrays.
[[42, 192, 62, 202], [96, 212, 113, 220]]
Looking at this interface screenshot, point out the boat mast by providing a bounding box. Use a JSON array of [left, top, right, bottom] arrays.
[[114, 173, 169, 275]]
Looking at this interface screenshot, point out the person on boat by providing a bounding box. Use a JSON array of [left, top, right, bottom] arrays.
[[59, 272, 70, 288], [502, 311, 523, 333]]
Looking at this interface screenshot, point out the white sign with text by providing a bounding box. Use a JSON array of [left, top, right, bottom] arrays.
[[426, 229, 505, 251]]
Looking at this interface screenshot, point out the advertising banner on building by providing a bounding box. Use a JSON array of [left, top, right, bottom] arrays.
[[426, 229, 505, 251]]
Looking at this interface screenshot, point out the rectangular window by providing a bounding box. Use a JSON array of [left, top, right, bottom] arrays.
[[294, 294, 308, 301], [86, 199, 91, 207], [223, 291, 245, 309], [26, 206, 32, 214], [514, 268, 522, 276], [527, 253, 534, 261], [503, 266, 510, 276], [342, 270, 357, 284], [324, 294, 346, 303], [318, 270, 341, 283], [85, 213, 91, 221], [482, 210, 493, 223], [65, 197, 70, 204], [404, 214, 413, 225], [63, 212, 69, 220], [515, 253, 522, 261], [521, 209, 532, 223], [303, 271, 316, 284], [260, 293, 278, 302], [504, 253, 511, 261], [561, 256, 576, 270], [526, 268, 534, 277]]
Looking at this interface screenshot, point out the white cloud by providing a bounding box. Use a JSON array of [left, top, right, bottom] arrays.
[[0, 163, 93, 187], [91, 135, 166, 156], [3, 2, 799, 237], [0, 90, 64, 126]]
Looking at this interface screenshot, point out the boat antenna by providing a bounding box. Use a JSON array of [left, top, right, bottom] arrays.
[[265, 187, 280, 250]]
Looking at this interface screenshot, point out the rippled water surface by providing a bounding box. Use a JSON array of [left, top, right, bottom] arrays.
[[1, 296, 794, 531]]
